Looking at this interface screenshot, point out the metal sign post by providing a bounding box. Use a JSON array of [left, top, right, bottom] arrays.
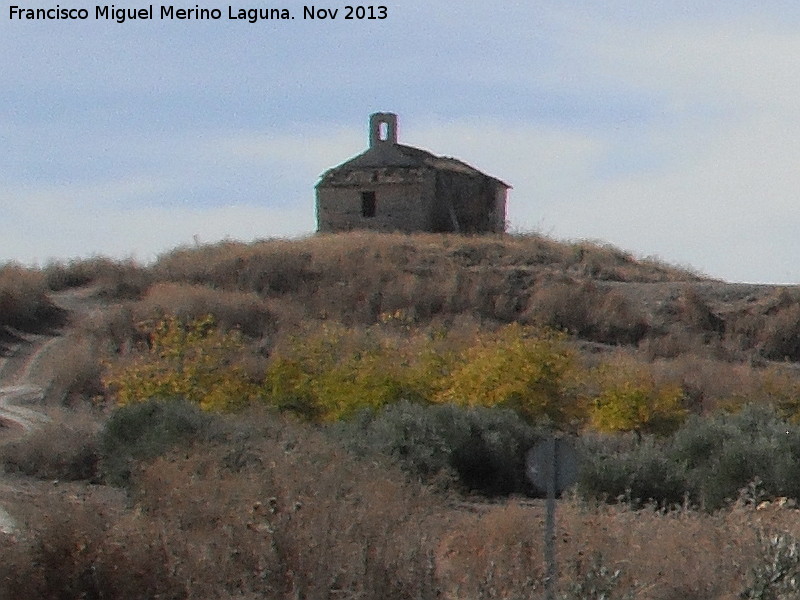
[[526, 435, 580, 600], [544, 435, 557, 600]]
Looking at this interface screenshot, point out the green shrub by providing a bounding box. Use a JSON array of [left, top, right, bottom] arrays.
[[338, 400, 541, 496], [265, 324, 405, 421], [99, 397, 214, 487], [264, 324, 448, 422], [581, 405, 800, 510], [671, 405, 800, 509], [578, 436, 688, 507], [444, 404, 541, 495], [340, 400, 455, 484]]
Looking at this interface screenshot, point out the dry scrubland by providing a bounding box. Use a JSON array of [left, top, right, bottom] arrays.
[[4, 232, 800, 598]]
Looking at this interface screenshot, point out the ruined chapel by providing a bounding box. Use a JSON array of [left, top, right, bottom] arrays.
[[315, 113, 510, 234]]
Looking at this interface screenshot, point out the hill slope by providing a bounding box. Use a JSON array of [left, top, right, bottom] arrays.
[[141, 232, 797, 363], [3, 231, 800, 419]]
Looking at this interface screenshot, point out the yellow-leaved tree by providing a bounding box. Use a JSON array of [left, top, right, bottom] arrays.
[[103, 315, 260, 411], [588, 363, 687, 438], [263, 324, 442, 422], [434, 324, 580, 425], [755, 365, 800, 423]]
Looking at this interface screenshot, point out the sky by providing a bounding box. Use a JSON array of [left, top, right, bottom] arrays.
[[3, 2, 800, 283]]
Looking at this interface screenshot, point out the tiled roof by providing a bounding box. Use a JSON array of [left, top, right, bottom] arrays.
[[319, 143, 510, 188]]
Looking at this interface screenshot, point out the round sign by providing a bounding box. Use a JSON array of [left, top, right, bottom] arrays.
[[525, 436, 580, 496]]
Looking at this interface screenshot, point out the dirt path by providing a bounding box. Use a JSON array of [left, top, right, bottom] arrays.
[[0, 341, 53, 533], [0, 287, 102, 534], [0, 329, 65, 437]]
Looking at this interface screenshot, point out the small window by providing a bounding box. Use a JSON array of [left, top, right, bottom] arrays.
[[361, 191, 376, 218], [378, 121, 389, 141]]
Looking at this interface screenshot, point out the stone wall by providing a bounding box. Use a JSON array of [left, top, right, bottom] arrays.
[[316, 165, 507, 234], [316, 167, 437, 233], [433, 171, 506, 233]]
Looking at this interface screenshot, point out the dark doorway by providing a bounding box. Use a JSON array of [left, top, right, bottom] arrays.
[[361, 191, 376, 218]]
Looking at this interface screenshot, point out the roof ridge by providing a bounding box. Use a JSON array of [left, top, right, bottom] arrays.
[[318, 141, 509, 188]]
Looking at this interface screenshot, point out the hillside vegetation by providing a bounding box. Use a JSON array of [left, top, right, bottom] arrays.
[[32, 232, 800, 412], [5, 232, 800, 598]]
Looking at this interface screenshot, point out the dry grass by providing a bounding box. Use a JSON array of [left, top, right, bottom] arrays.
[[524, 280, 649, 345], [6, 234, 787, 365], [5, 430, 799, 600], [22, 333, 106, 406], [0, 398, 799, 599], [0, 415, 447, 599], [0, 264, 64, 335], [134, 282, 277, 338], [44, 256, 151, 299], [435, 496, 800, 600], [26, 232, 800, 439], [22, 232, 792, 369], [0, 407, 102, 481], [148, 233, 698, 328]]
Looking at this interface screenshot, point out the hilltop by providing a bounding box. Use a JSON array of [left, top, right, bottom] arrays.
[[0, 231, 797, 433], [3, 232, 800, 598], [143, 234, 800, 414], [3, 232, 800, 411]]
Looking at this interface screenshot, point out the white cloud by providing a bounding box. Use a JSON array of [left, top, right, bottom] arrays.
[[0, 172, 315, 265], [1, 192, 313, 265], [484, 11, 800, 282], [592, 21, 800, 106], [199, 126, 364, 174], [583, 112, 800, 281], [101, 203, 315, 263]]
